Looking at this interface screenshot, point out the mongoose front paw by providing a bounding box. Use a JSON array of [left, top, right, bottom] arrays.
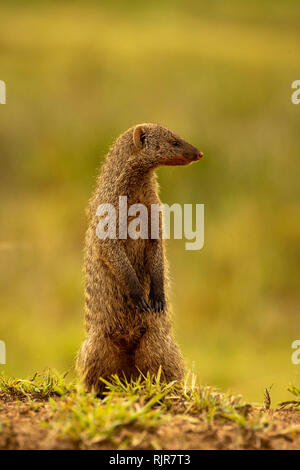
[[131, 292, 151, 313], [149, 289, 165, 314], [153, 299, 165, 314]]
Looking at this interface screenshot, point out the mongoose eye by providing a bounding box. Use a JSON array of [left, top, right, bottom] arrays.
[[172, 141, 180, 147]]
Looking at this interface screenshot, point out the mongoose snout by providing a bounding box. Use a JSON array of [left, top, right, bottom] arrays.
[[178, 147, 203, 163], [194, 151, 204, 160], [77, 122, 203, 393], [167, 149, 203, 166]]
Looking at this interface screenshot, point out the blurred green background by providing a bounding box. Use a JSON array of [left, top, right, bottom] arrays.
[[1, 0, 300, 403]]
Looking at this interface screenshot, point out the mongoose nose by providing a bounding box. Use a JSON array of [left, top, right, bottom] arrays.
[[195, 151, 204, 160]]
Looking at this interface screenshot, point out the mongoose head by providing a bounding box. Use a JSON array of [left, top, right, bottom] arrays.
[[132, 123, 203, 167]]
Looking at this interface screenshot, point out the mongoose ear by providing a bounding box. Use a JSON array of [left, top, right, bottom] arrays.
[[133, 125, 146, 149]]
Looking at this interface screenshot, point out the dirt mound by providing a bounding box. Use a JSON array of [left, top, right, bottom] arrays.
[[1, 396, 300, 450]]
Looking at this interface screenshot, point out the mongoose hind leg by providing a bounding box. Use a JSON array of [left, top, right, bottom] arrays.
[[134, 327, 185, 383], [76, 335, 126, 395]]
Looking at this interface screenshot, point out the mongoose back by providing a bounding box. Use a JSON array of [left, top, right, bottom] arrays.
[[77, 123, 203, 393]]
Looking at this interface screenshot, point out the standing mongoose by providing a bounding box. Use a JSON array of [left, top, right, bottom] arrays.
[[77, 123, 203, 393]]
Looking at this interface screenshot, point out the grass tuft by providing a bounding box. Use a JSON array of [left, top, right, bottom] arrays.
[[279, 385, 300, 410], [0, 370, 72, 400], [43, 369, 253, 448]]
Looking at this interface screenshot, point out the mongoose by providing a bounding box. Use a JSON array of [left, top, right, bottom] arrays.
[[77, 123, 203, 393]]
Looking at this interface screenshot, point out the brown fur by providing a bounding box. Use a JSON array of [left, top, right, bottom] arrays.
[[76, 123, 202, 393]]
